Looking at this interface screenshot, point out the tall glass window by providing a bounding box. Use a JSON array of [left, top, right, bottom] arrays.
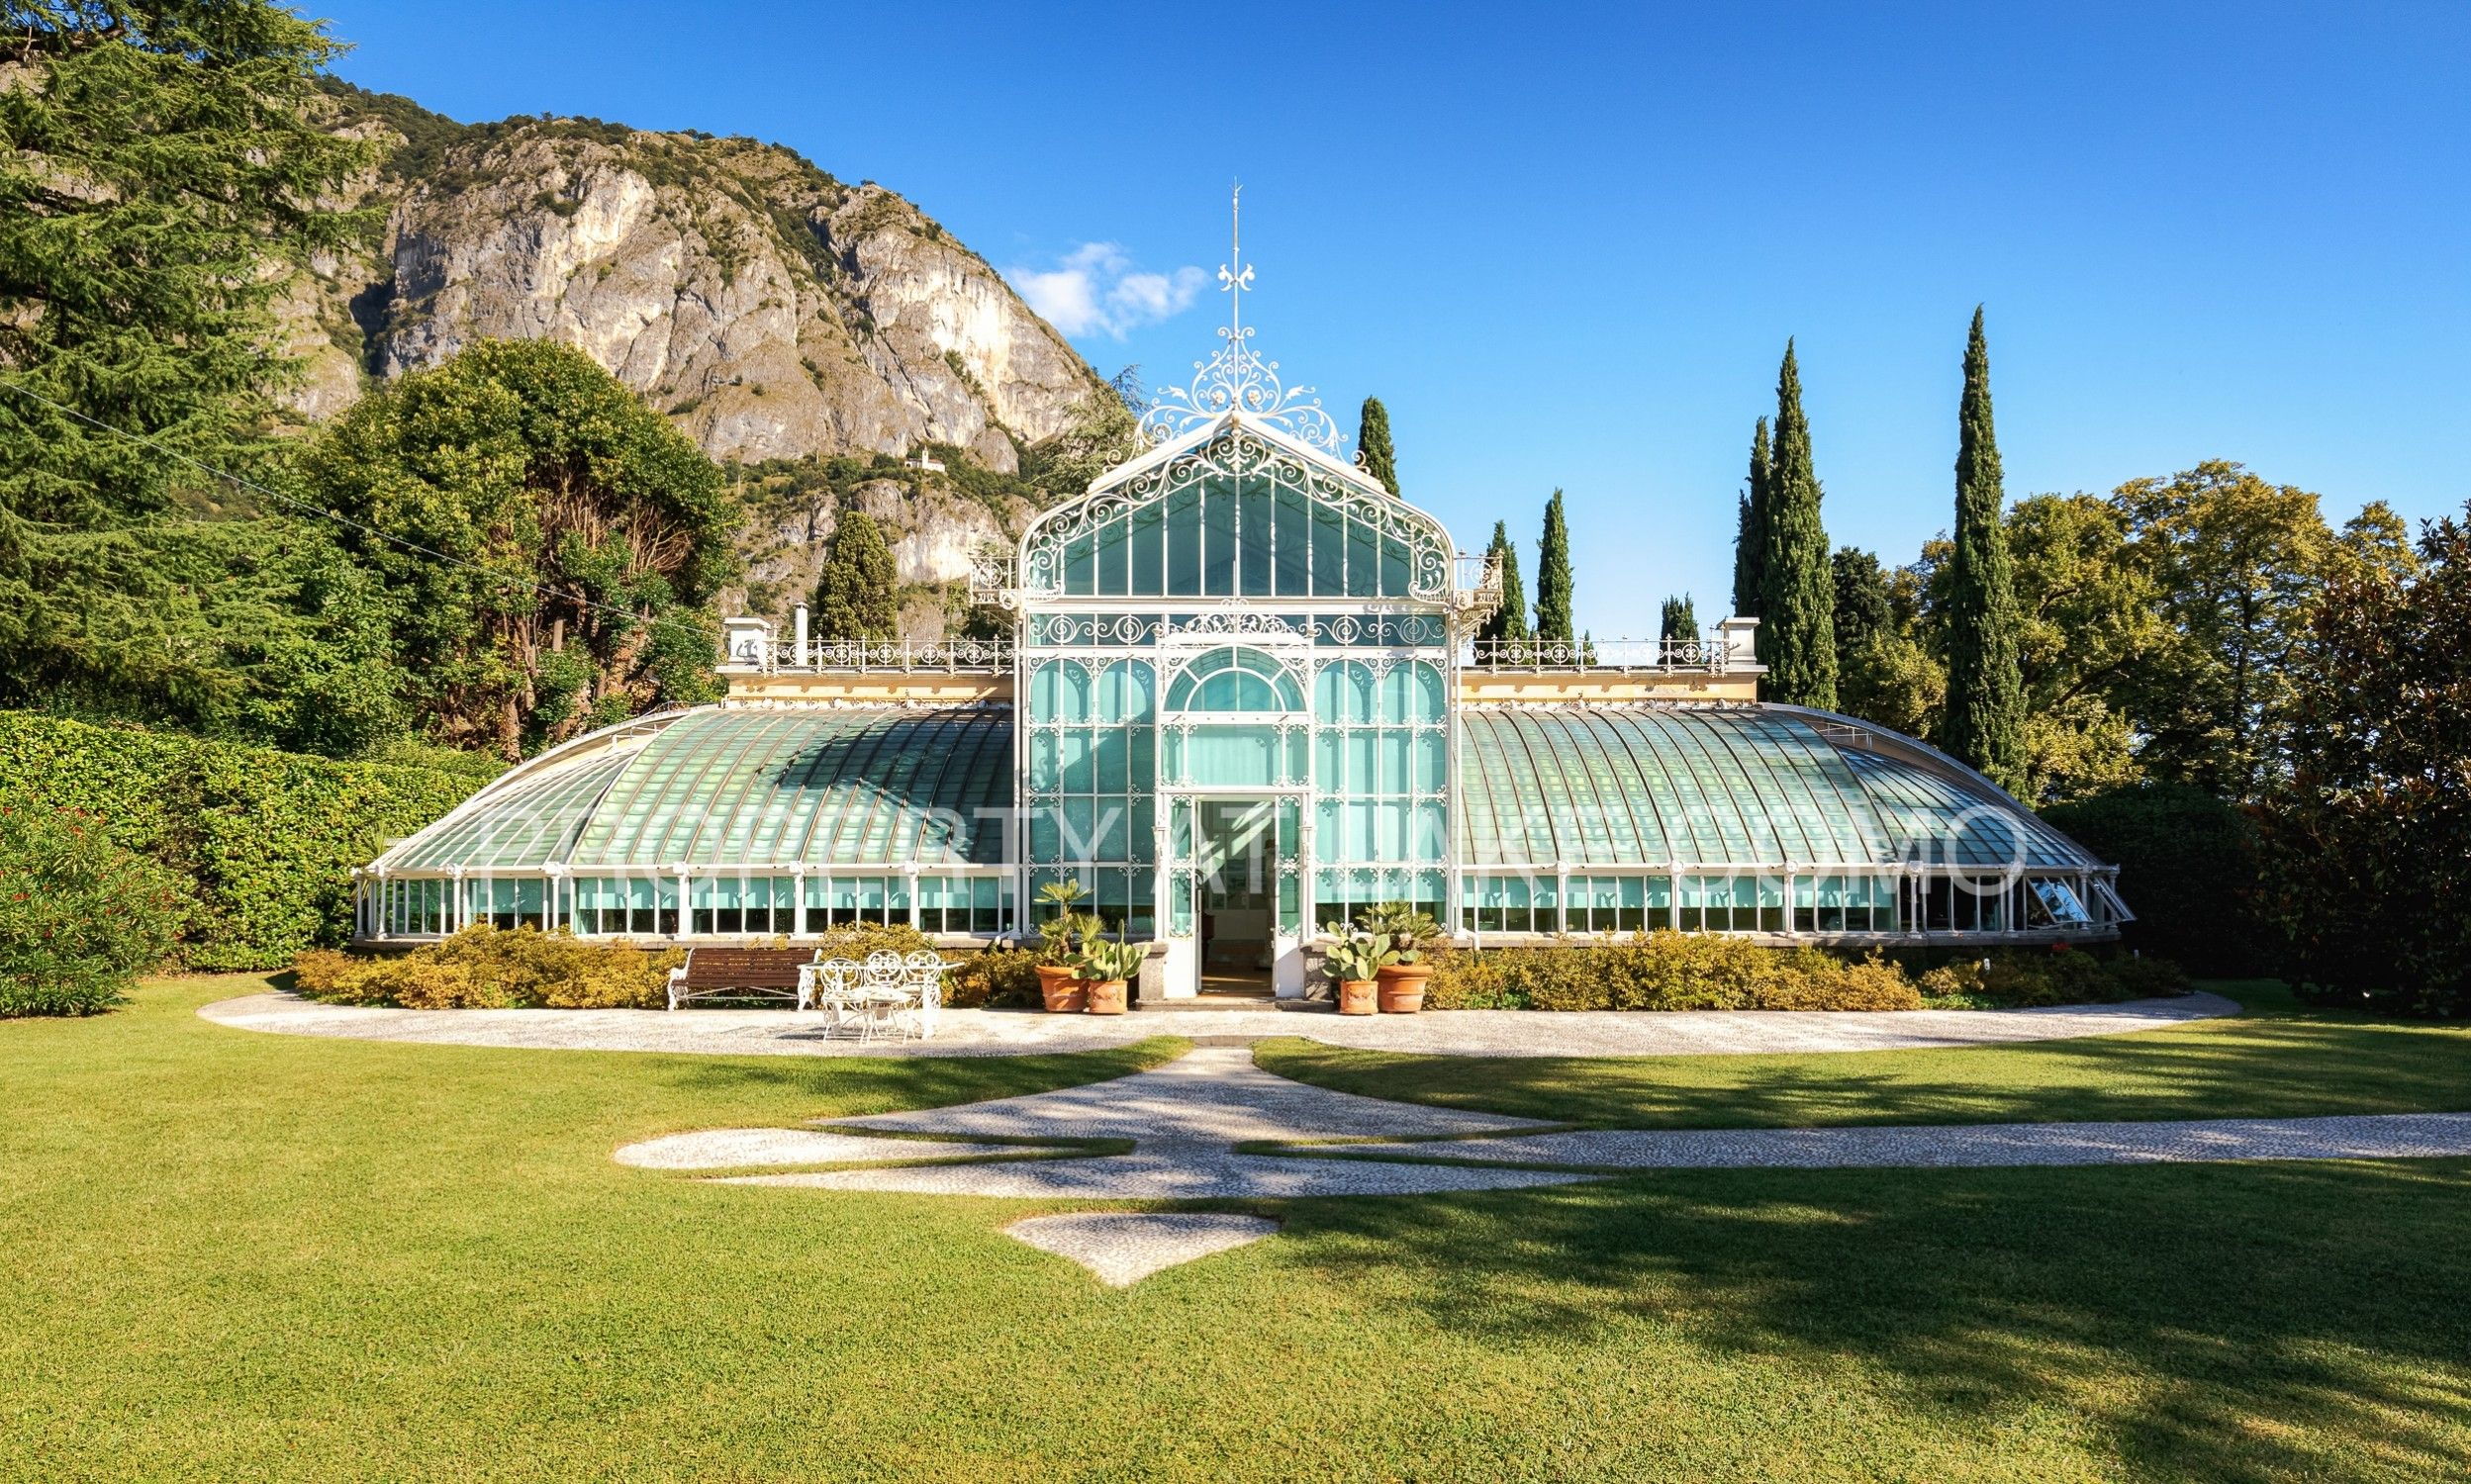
[[1027, 657, 1157, 937], [1037, 467, 1439, 601], [1312, 660, 1447, 923]]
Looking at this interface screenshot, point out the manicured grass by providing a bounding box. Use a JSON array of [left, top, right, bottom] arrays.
[[3, 976, 2468, 1481], [1255, 980, 2471, 1130]]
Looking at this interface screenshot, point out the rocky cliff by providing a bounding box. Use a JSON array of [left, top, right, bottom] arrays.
[[276, 89, 1114, 637]]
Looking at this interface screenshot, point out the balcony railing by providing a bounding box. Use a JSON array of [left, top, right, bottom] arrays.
[[1467, 634, 1750, 674], [721, 627, 1017, 674]]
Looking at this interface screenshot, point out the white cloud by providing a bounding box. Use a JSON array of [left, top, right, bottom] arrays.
[[1009, 242, 1205, 339]]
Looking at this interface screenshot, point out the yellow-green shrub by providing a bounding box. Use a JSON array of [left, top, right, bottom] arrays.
[[944, 947, 1039, 1009], [1426, 931, 1921, 1012], [289, 927, 679, 1010]]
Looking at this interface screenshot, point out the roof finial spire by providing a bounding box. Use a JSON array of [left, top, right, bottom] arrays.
[[1219, 180, 1253, 343]]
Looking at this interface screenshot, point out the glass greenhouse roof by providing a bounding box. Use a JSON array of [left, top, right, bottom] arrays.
[[1457, 707, 2098, 872], [377, 708, 1013, 873]]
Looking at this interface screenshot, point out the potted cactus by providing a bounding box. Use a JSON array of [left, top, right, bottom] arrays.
[[1076, 935, 1150, 1016], [1319, 925, 1394, 1016], [1359, 901, 1442, 1013], [1034, 880, 1094, 1012]]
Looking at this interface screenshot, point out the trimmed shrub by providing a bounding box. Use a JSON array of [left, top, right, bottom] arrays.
[[1424, 932, 1923, 1012], [944, 947, 1040, 1009], [1915, 947, 2191, 1008], [0, 803, 189, 1016], [0, 711, 485, 971], [290, 926, 679, 1009]]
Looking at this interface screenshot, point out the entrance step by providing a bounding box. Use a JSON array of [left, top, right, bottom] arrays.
[[1136, 994, 1334, 1014]]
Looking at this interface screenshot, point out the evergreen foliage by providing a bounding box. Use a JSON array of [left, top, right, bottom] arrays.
[[1534, 490, 1574, 643], [1940, 309, 2026, 791], [0, 710, 485, 971], [302, 340, 736, 759], [2255, 505, 2471, 1013], [1755, 342, 1837, 706], [2042, 783, 2263, 977], [1357, 396, 1399, 496], [1476, 520, 1529, 645], [814, 509, 901, 639], [1733, 417, 1771, 617], [1659, 595, 1698, 646], [0, 800, 187, 1016]]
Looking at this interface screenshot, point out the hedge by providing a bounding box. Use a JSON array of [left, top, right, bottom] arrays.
[[0, 711, 485, 971]]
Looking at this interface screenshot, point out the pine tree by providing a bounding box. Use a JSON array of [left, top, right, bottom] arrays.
[[1733, 417, 1771, 617], [1482, 520, 1530, 646], [1357, 397, 1399, 496], [1659, 594, 1698, 646], [1941, 307, 2025, 790], [1535, 490, 1575, 643], [814, 510, 900, 640], [1755, 340, 1838, 707]]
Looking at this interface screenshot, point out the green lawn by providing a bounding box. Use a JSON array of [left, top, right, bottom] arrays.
[[3, 976, 2468, 1481], [1256, 980, 2471, 1130]]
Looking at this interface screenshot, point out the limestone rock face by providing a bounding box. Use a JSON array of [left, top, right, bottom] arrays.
[[278, 109, 1104, 475]]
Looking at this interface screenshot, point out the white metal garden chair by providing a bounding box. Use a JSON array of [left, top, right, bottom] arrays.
[[854, 952, 912, 1043], [801, 959, 865, 1037], [890, 951, 948, 1042]]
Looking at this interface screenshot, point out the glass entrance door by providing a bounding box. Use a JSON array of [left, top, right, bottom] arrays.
[[1167, 793, 1305, 996]]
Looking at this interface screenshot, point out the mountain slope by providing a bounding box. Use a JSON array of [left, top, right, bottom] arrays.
[[287, 89, 1106, 475]]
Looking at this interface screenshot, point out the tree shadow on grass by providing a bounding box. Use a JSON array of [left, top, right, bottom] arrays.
[[1261, 1014, 2471, 1131], [640, 1038, 1187, 1116], [1290, 1158, 2471, 1478]]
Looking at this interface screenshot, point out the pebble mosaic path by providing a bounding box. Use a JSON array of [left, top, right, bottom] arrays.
[[612, 1044, 2471, 1283]]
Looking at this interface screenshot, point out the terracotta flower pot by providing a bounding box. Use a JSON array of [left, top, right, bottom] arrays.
[[1036, 964, 1087, 1013], [1376, 962, 1431, 1013], [1335, 979, 1378, 1016], [1083, 978, 1129, 1015]]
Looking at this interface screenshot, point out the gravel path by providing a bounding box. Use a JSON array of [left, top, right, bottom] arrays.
[[200, 989, 2236, 1060], [1330, 1111, 2471, 1170], [1004, 1214, 1280, 1286]]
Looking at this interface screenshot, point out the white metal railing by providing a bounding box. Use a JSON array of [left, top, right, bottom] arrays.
[[769, 636, 1015, 673], [1468, 635, 1724, 673]]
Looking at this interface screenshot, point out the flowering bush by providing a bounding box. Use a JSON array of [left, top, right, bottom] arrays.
[[0, 803, 188, 1016]]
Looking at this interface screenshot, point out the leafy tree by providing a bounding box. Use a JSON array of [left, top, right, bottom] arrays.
[[1534, 489, 1574, 643], [814, 509, 900, 640], [1476, 519, 1529, 646], [1356, 396, 1399, 496], [1659, 594, 1698, 646], [2001, 494, 2155, 803], [1939, 309, 2025, 791], [302, 340, 737, 758], [1020, 366, 1144, 505], [1733, 417, 1770, 617], [1755, 341, 1836, 706], [0, 1, 376, 528], [2254, 505, 2471, 1013], [1833, 547, 1943, 738], [2112, 461, 2335, 798]]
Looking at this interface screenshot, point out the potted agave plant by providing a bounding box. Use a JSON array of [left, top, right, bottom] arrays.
[[1359, 901, 1442, 1013], [1033, 880, 1093, 1013], [1076, 935, 1150, 1016], [1319, 925, 1394, 1016]]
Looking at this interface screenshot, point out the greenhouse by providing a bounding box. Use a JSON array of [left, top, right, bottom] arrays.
[[358, 309, 2127, 997]]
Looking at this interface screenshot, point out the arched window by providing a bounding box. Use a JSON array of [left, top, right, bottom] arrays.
[[1165, 647, 1304, 713]]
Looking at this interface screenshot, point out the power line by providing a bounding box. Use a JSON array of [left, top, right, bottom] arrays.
[[0, 377, 713, 639]]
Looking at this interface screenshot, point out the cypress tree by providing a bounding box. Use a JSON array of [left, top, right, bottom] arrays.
[[1487, 520, 1530, 644], [1357, 397, 1399, 496], [1732, 417, 1771, 617], [1941, 307, 2025, 790], [1477, 519, 1530, 645], [1660, 594, 1699, 646], [1756, 340, 1838, 707], [1535, 489, 1575, 642], [813, 509, 900, 639]]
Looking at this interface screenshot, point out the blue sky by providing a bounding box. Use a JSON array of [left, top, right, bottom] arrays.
[[319, 1, 2468, 637]]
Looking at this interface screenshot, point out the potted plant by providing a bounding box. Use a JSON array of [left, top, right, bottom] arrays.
[[1076, 935, 1150, 1016], [1359, 901, 1442, 1013], [1033, 880, 1093, 1012], [1318, 925, 1394, 1016]]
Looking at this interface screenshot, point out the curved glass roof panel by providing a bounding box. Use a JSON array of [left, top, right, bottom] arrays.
[[383, 750, 634, 871], [1457, 707, 2094, 871]]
